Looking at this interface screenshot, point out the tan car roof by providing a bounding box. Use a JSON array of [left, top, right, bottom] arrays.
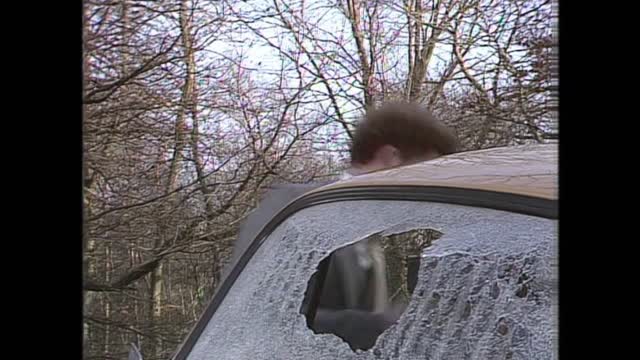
[[312, 144, 557, 200]]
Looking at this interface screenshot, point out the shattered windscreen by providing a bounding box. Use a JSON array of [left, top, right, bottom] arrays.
[[186, 200, 556, 360]]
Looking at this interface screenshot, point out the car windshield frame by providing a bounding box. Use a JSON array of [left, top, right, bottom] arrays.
[[172, 185, 557, 360]]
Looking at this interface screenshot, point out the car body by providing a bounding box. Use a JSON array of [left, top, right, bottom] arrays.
[[171, 143, 558, 360]]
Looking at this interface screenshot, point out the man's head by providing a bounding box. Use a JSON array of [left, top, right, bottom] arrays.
[[349, 102, 457, 174]]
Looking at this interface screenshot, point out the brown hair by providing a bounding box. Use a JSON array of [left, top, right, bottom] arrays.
[[350, 102, 458, 165]]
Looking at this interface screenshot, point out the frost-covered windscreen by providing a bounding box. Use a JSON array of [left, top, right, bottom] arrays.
[[187, 200, 557, 360]]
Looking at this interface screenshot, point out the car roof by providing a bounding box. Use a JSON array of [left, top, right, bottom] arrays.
[[311, 143, 557, 200]]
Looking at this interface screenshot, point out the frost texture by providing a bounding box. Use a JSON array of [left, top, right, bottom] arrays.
[[187, 201, 556, 360]]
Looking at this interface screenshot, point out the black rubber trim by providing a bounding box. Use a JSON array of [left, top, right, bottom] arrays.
[[171, 185, 557, 359]]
